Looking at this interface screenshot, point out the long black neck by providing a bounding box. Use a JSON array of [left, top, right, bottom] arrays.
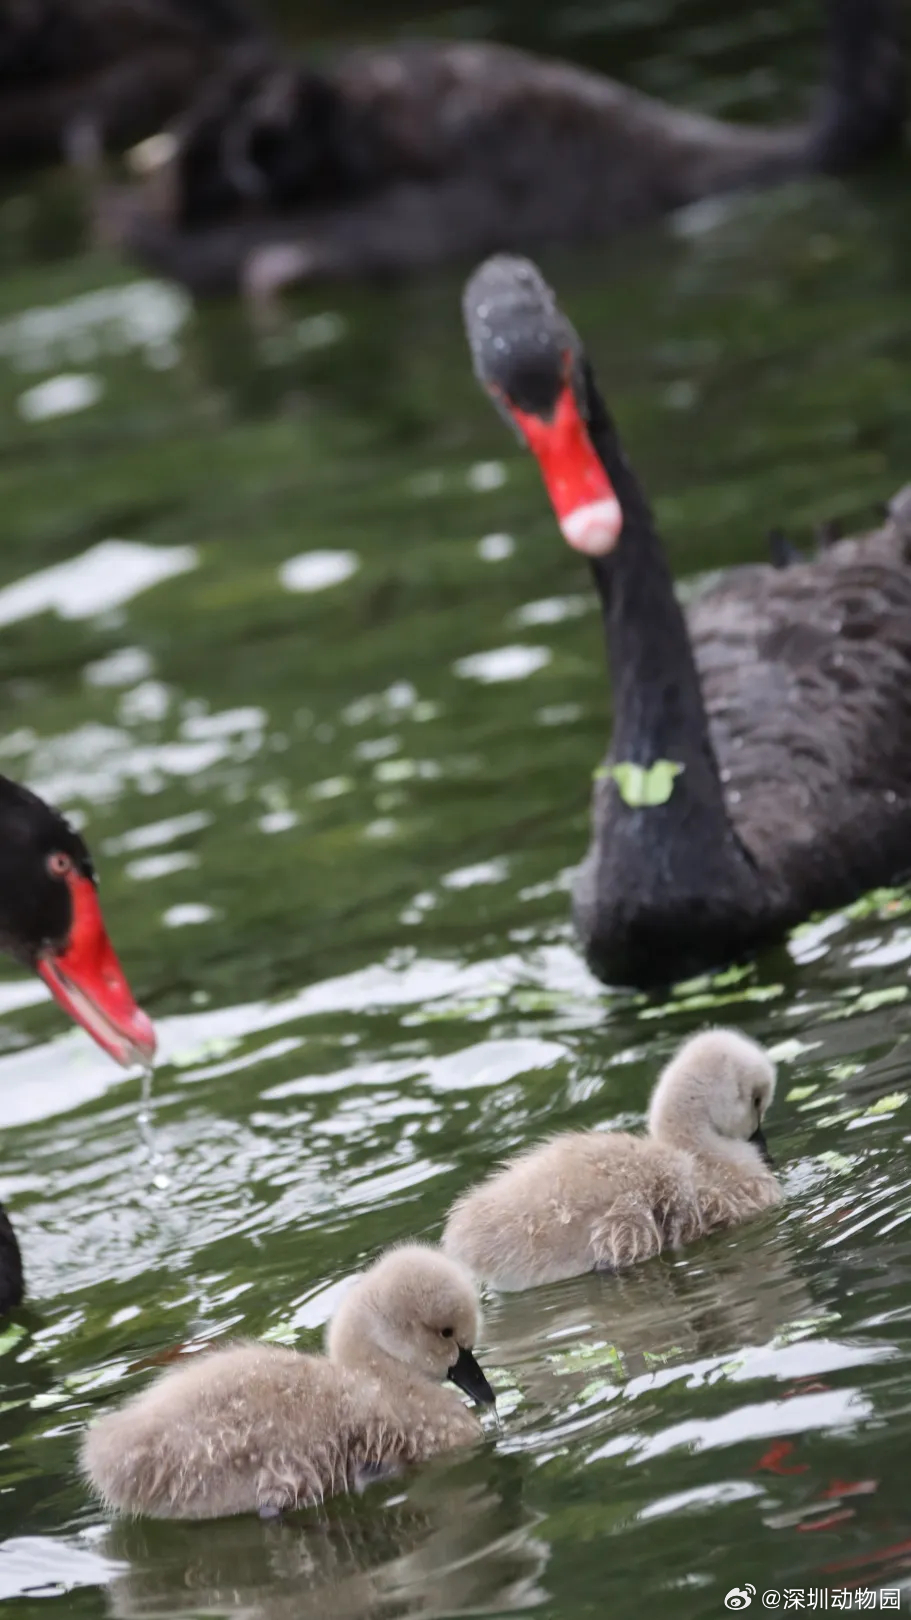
[[809, 0, 905, 173], [572, 365, 775, 984], [583, 367, 728, 805]]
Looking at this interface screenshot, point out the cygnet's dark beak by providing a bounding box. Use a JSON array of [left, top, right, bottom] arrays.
[[448, 1345, 496, 1407], [749, 1125, 774, 1169]]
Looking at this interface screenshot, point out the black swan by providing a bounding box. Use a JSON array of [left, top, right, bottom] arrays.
[[463, 253, 911, 989], [0, 1205, 23, 1316], [99, 0, 905, 296], [0, 775, 155, 1067], [0, 0, 257, 169]]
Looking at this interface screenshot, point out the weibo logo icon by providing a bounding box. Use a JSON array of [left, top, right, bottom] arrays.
[[724, 1588, 757, 1611]]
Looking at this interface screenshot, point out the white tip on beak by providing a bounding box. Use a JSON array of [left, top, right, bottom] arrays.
[[560, 497, 624, 556]]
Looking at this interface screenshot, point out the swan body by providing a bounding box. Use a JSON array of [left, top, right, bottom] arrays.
[[81, 1244, 495, 1519], [442, 1029, 780, 1290], [101, 0, 905, 294]]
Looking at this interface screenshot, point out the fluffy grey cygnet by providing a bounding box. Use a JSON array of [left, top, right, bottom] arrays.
[[442, 1029, 780, 1290], [81, 1244, 495, 1520]]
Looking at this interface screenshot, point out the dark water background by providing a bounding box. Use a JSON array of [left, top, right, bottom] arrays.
[[0, 0, 910, 1614]]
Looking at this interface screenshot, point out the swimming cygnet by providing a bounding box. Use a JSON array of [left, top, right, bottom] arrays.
[[442, 1029, 781, 1291], [81, 1244, 496, 1520]]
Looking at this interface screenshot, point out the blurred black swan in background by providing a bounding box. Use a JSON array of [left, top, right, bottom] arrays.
[[464, 254, 911, 989], [0, 0, 258, 168], [99, 0, 906, 295]]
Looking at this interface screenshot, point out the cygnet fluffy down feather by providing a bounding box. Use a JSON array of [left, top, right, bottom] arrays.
[[442, 1028, 781, 1290], [81, 1244, 495, 1520]]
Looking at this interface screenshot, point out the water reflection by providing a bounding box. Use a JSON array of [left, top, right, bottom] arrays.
[[0, 541, 196, 629], [0, 283, 190, 375], [488, 1227, 815, 1413], [99, 1465, 548, 1619]]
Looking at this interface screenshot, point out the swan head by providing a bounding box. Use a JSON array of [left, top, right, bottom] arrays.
[[648, 1028, 776, 1165], [463, 254, 623, 557], [0, 775, 155, 1070], [326, 1244, 496, 1406]]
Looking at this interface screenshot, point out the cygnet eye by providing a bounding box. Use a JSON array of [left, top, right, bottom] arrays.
[[46, 851, 72, 879], [441, 1327, 454, 1339], [752, 1090, 762, 1113]]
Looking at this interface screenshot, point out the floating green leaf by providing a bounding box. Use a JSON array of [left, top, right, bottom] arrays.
[[595, 760, 685, 807], [773, 1310, 841, 1345], [407, 995, 501, 1025], [863, 1091, 908, 1116], [577, 1377, 621, 1403], [768, 1038, 820, 1063], [816, 1109, 861, 1128], [819, 1150, 856, 1173], [639, 983, 783, 1018], [642, 1345, 686, 1368], [714, 1356, 747, 1379], [786, 1084, 819, 1102], [548, 1341, 625, 1378], [855, 978, 901, 1004], [30, 1390, 66, 1410], [260, 1323, 299, 1346], [845, 885, 911, 921], [853, 987, 909, 1013], [674, 963, 753, 997], [823, 985, 910, 1021], [0, 1324, 26, 1358]]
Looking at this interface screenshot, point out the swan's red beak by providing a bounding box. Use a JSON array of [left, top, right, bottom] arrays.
[[37, 873, 156, 1070], [507, 380, 623, 556]]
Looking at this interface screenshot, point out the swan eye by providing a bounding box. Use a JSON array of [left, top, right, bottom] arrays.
[[441, 1327, 454, 1339], [46, 851, 72, 879], [752, 1090, 762, 1113]]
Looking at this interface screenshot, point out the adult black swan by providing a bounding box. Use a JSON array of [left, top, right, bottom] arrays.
[[101, 0, 905, 296], [463, 253, 911, 988]]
